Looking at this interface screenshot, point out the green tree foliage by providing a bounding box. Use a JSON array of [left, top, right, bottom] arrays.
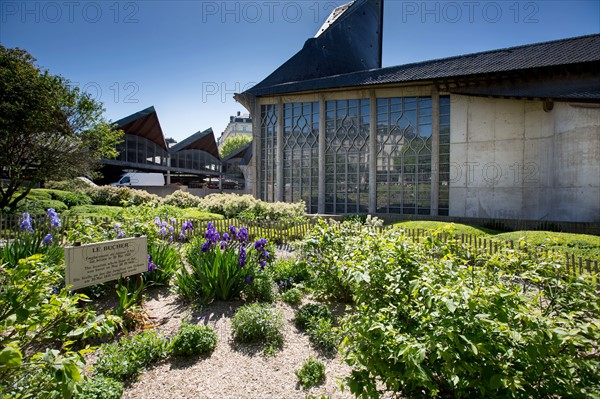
[[219, 135, 251, 158], [0, 46, 123, 210]]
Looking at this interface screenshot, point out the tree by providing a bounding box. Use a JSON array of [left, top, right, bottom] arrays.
[[220, 135, 252, 158], [0, 46, 123, 210]]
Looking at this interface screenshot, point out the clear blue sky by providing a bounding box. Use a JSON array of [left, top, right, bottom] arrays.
[[1, 0, 599, 142]]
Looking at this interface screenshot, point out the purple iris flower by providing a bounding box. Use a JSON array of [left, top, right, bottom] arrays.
[[19, 212, 34, 232], [42, 234, 53, 245], [236, 226, 249, 243], [238, 247, 247, 267], [47, 208, 61, 227]]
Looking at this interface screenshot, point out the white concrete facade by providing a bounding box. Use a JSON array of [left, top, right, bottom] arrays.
[[449, 95, 600, 222]]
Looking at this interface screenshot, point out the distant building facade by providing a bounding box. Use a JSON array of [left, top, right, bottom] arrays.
[[218, 112, 252, 149], [236, 0, 600, 222], [100, 106, 223, 186]]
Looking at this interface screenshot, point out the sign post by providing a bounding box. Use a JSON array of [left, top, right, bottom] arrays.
[[64, 236, 148, 290]]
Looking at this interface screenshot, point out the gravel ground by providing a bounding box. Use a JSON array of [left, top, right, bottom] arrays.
[[122, 289, 355, 399]]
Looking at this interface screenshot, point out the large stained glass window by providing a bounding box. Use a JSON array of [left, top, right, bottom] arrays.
[[376, 97, 432, 214], [283, 102, 319, 214], [438, 96, 450, 216], [260, 104, 278, 202], [325, 99, 370, 214]]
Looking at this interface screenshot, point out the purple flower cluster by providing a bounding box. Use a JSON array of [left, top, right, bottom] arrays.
[[19, 212, 34, 232], [114, 223, 125, 239], [47, 208, 61, 227], [278, 277, 294, 290], [42, 234, 53, 246], [178, 220, 193, 240], [147, 254, 158, 272], [254, 238, 270, 271], [230, 226, 249, 244], [239, 247, 247, 267]]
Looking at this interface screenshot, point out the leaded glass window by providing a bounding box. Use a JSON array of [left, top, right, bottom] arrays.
[[376, 97, 432, 214], [260, 104, 278, 202], [283, 102, 319, 214], [325, 99, 370, 214], [439, 96, 450, 216]]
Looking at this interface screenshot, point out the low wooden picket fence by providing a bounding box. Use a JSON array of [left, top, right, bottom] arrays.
[[397, 227, 599, 288], [1, 213, 597, 287]]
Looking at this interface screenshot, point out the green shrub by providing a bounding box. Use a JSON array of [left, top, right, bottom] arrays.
[[295, 303, 333, 331], [32, 188, 92, 207], [162, 190, 203, 208], [280, 287, 303, 306], [84, 186, 159, 207], [231, 303, 284, 349], [63, 205, 124, 219], [296, 356, 326, 389], [197, 193, 306, 223], [300, 219, 365, 302], [94, 330, 171, 381], [306, 317, 340, 354], [171, 323, 217, 356], [242, 272, 277, 303], [0, 256, 120, 399], [340, 229, 600, 399], [269, 258, 310, 289], [45, 178, 94, 192], [14, 198, 68, 216], [75, 376, 123, 399]]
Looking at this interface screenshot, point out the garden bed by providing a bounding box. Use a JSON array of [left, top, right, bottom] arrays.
[[117, 287, 353, 399]]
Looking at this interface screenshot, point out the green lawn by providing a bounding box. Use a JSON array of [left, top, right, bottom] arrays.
[[391, 221, 599, 261]]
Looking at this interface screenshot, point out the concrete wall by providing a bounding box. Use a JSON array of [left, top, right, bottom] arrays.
[[449, 95, 600, 222]]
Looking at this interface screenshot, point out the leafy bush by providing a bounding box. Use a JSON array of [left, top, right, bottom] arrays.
[[32, 188, 92, 207], [295, 356, 326, 389], [306, 317, 340, 354], [300, 219, 368, 302], [231, 303, 284, 349], [280, 287, 303, 306], [63, 205, 124, 219], [84, 185, 159, 207], [162, 190, 203, 208], [45, 178, 94, 192], [198, 193, 306, 223], [14, 198, 68, 216], [0, 256, 120, 399], [269, 258, 310, 289], [171, 323, 218, 356], [242, 271, 277, 303], [295, 303, 333, 331], [94, 330, 171, 381], [339, 228, 600, 399], [74, 376, 123, 399]]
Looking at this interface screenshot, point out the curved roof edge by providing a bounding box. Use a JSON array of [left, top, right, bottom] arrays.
[[169, 128, 220, 160], [114, 106, 169, 150]]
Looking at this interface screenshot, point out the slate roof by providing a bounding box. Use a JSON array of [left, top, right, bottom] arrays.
[[245, 34, 600, 97]]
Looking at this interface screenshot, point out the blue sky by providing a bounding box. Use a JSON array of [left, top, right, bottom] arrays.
[[1, 0, 599, 142]]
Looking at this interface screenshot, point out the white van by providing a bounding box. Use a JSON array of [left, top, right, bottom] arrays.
[[110, 172, 164, 187]]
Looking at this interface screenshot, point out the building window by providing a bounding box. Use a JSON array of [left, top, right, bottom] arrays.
[[260, 104, 278, 202], [439, 96, 450, 216], [283, 102, 319, 214], [376, 97, 432, 215], [325, 99, 370, 214]]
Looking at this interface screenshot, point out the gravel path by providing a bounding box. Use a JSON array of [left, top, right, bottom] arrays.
[[122, 287, 355, 399]]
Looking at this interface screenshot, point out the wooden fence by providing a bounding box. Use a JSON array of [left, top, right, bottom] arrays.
[[1, 214, 597, 286], [397, 227, 599, 287], [0, 213, 315, 246]]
